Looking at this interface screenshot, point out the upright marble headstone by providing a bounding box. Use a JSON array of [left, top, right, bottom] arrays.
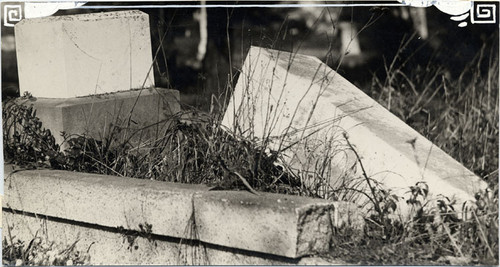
[[15, 10, 155, 98], [222, 46, 487, 212]]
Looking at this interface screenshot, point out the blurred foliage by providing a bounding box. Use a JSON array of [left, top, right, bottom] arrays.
[[370, 33, 499, 187]]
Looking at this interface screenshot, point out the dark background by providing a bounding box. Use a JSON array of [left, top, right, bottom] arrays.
[[1, 1, 498, 109]]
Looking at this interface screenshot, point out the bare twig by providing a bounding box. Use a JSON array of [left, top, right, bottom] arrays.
[[343, 132, 383, 216]]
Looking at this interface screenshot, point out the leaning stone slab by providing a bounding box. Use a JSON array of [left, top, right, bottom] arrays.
[[12, 88, 179, 146], [194, 191, 335, 258], [15, 10, 155, 98], [222, 46, 487, 212]]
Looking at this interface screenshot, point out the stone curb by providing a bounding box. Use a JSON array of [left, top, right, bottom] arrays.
[[3, 165, 361, 259], [193, 190, 334, 258], [3, 165, 206, 239]]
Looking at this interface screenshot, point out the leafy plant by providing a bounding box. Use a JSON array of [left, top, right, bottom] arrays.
[[2, 94, 60, 168], [2, 236, 91, 266]]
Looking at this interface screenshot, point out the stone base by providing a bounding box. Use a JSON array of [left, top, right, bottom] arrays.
[[16, 88, 180, 148], [3, 164, 365, 264], [3, 211, 296, 265]]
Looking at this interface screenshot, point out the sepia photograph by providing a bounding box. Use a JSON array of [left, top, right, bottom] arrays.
[[1, 0, 498, 265]]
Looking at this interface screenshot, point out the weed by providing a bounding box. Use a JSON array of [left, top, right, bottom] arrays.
[[2, 236, 91, 266], [178, 209, 209, 265], [333, 32, 499, 265], [2, 98, 301, 194], [370, 33, 499, 188], [117, 223, 156, 251], [2, 95, 60, 168]]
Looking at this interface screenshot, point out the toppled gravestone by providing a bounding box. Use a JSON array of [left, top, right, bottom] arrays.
[[222, 46, 487, 215], [13, 10, 179, 146]]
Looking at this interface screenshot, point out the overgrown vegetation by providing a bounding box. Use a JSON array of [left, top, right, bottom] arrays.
[[2, 235, 90, 265], [327, 30, 498, 265], [2, 97, 300, 194], [370, 32, 499, 188], [2, 8, 498, 265]]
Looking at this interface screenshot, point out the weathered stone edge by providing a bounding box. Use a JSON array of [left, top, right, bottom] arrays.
[[3, 165, 206, 239], [193, 190, 339, 258], [2, 164, 360, 258]]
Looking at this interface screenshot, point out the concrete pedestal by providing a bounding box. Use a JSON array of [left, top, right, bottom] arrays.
[[17, 88, 180, 147]]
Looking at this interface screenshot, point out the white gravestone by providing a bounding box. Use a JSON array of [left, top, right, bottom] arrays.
[[15, 10, 155, 98], [223, 46, 487, 213]]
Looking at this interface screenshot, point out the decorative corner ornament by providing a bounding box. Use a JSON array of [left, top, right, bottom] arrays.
[[398, 0, 497, 27], [3, 1, 87, 27], [3, 4, 22, 27]]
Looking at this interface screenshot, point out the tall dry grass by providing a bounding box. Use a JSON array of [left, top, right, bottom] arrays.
[[2, 8, 498, 264]]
